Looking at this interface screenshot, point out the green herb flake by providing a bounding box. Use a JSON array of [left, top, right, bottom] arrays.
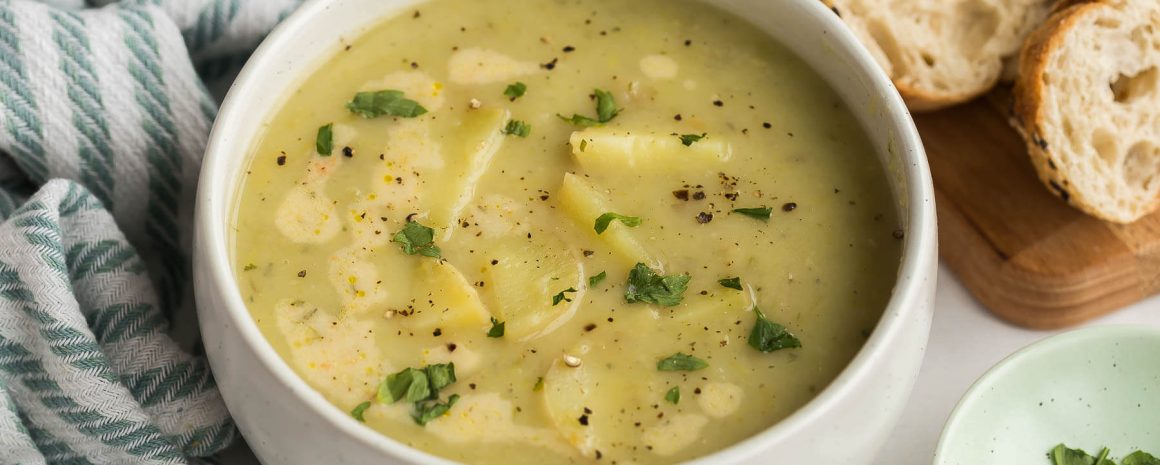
[[557, 113, 601, 127], [1123, 451, 1160, 465], [678, 133, 706, 146], [503, 119, 532, 137], [242, 263, 257, 271], [487, 317, 506, 338], [718, 277, 742, 290], [733, 207, 773, 221], [664, 386, 680, 404], [346, 90, 428, 118], [657, 352, 708, 372], [1048, 445, 1160, 465], [748, 307, 802, 353], [351, 401, 372, 422], [413, 394, 460, 426], [377, 368, 430, 404], [392, 220, 441, 258], [552, 287, 578, 306], [594, 212, 642, 234], [533, 377, 545, 392], [588, 271, 607, 287], [625, 263, 691, 307], [558, 88, 621, 126], [425, 363, 457, 393], [316, 123, 334, 156], [504, 82, 527, 100]]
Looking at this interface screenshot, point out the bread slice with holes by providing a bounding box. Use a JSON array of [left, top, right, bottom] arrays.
[[825, 0, 1054, 111], [1013, 0, 1160, 223]]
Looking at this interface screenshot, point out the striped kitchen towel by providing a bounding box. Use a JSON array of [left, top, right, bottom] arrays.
[[0, 0, 301, 463]]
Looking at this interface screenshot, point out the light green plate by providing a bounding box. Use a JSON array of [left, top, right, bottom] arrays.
[[935, 325, 1160, 465]]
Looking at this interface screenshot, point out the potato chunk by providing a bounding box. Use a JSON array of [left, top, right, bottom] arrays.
[[484, 237, 585, 341], [400, 259, 492, 331], [557, 173, 657, 268], [425, 108, 509, 236], [569, 129, 732, 173]]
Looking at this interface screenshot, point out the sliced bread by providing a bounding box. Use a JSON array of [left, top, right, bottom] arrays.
[[826, 0, 1054, 111], [1013, 0, 1160, 223]]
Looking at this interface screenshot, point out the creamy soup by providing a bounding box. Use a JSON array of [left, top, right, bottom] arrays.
[[233, 0, 902, 463]]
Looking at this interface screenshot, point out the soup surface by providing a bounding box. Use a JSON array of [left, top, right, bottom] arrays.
[[233, 0, 902, 463]]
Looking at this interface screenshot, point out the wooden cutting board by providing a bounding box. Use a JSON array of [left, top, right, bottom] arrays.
[[915, 88, 1160, 330]]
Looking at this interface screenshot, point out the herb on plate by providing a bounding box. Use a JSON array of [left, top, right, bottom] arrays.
[[1048, 445, 1160, 465], [414, 394, 460, 426], [392, 220, 441, 258], [377, 367, 431, 404], [350, 401, 372, 422], [665, 386, 681, 404], [558, 88, 621, 126], [376, 364, 460, 426], [678, 133, 706, 146], [748, 307, 802, 353], [594, 212, 642, 234], [588, 271, 607, 287], [624, 263, 690, 307], [504, 82, 527, 100], [718, 277, 742, 290], [347, 90, 428, 118], [316, 123, 334, 156], [487, 317, 505, 338], [552, 287, 578, 306], [733, 206, 773, 221], [504, 119, 531, 137], [657, 352, 708, 372]]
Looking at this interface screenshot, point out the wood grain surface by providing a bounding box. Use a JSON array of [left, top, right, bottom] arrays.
[[916, 89, 1158, 329]]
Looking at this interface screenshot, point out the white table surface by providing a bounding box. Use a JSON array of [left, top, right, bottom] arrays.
[[216, 263, 1160, 465]]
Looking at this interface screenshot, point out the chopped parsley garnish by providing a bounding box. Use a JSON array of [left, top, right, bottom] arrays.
[[594, 212, 642, 234], [533, 377, 544, 391], [242, 263, 257, 271], [504, 82, 527, 100], [664, 387, 680, 404], [1048, 445, 1159, 465], [377, 367, 431, 404], [733, 206, 773, 221], [350, 401, 372, 422], [346, 90, 428, 118], [678, 133, 706, 146], [718, 277, 742, 290], [376, 364, 459, 426], [552, 287, 578, 306], [316, 123, 334, 156], [558, 88, 621, 126], [487, 317, 505, 338], [625, 263, 690, 307], [392, 220, 441, 258], [588, 271, 607, 287], [503, 119, 532, 137], [748, 307, 802, 353], [425, 363, 457, 392], [657, 352, 708, 372], [413, 394, 460, 426]]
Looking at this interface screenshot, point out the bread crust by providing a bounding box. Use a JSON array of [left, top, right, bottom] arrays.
[[826, 0, 1053, 113], [898, 80, 996, 112], [1013, 0, 1160, 223]]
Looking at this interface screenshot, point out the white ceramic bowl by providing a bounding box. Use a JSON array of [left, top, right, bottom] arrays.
[[193, 0, 938, 463]]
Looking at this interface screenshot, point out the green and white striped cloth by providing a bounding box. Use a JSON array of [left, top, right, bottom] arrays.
[[0, 0, 301, 463]]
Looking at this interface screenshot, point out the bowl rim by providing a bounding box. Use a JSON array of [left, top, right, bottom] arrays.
[[195, 0, 936, 463], [932, 325, 1160, 464]]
